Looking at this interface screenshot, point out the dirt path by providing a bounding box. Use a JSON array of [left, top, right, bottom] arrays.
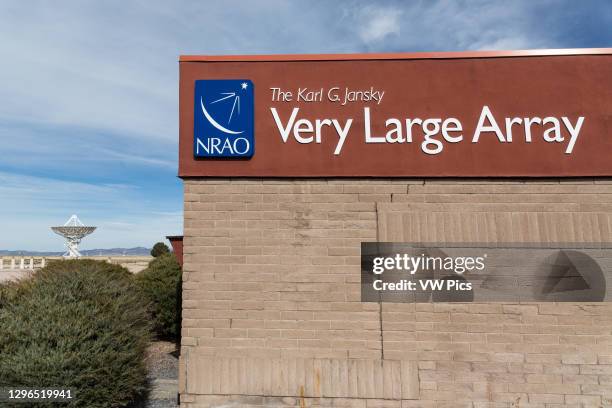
[[144, 341, 179, 407]]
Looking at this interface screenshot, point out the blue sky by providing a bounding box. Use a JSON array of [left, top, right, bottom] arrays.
[[0, 0, 611, 251]]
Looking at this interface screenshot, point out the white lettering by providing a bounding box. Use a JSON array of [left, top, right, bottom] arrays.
[[473, 106, 506, 143], [293, 119, 314, 143], [441, 118, 463, 143], [542, 117, 562, 142], [269, 105, 585, 156], [562, 116, 584, 154], [270, 107, 352, 155], [524, 117, 542, 142], [504, 117, 522, 142], [331, 118, 352, 155], [196, 137, 250, 155], [364, 107, 385, 143], [271, 107, 299, 142]]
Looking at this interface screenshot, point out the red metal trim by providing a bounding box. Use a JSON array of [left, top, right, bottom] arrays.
[[179, 48, 612, 63]]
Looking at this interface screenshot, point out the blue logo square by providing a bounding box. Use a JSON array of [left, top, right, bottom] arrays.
[[194, 79, 254, 158]]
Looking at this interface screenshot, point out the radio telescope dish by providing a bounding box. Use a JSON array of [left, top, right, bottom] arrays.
[[51, 215, 96, 258]]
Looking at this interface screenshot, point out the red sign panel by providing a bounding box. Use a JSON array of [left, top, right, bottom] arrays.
[[179, 49, 612, 177]]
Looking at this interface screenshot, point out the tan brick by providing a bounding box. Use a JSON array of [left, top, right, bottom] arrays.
[[528, 393, 563, 403], [490, 353, 525, 363], [562, 353, 597, 365], [452, 352, 489, 362], [182, 178, 612, 405], [562, 374, 599, 384], [526, 374, 562, 384], [564, 394, 602, 405], [526, 354, 561, 364]]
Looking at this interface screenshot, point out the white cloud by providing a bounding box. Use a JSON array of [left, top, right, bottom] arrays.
[[0, 0, 584, 145], [0, 171, 182, 250], [358, 6, 402, 43], [475, 36, 536, 51], [0, 0, 608, 251], [0, 123, 176, 173], [0, 171, 127, 202], [97, 148, 176, 169]]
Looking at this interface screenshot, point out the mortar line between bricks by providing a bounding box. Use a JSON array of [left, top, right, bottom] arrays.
[[376, 200, 385, 362], [188, 393, 409, 401]]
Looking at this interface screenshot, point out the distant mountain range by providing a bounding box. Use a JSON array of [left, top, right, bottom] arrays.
[[0, 247, 151, 256]]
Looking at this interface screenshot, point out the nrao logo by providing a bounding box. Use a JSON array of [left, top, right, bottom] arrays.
[[194, 79, 254, 158]]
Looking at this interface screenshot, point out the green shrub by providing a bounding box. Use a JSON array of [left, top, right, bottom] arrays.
[[0, 282, 15, 310], [136, 253, 182, 339], [0, 260, 152, 408], [150, 242, 170, 258], [41, 258, 132, 279], [0, 281, 25, 310]]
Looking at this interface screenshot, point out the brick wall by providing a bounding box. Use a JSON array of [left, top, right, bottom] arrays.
[[180, 179, 612, 407]]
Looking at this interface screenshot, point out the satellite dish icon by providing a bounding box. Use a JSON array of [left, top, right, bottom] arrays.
[[51, 215, 96, 258], [200, 82, 250, 135]]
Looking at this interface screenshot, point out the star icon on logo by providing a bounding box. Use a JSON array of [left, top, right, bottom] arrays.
[[241, 82, 248, 90]]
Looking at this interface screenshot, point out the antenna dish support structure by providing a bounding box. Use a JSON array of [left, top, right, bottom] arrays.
[[51, 215, 97, 258]]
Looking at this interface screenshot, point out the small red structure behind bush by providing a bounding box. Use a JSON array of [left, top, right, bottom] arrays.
[[166, 236, 183, 267]]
